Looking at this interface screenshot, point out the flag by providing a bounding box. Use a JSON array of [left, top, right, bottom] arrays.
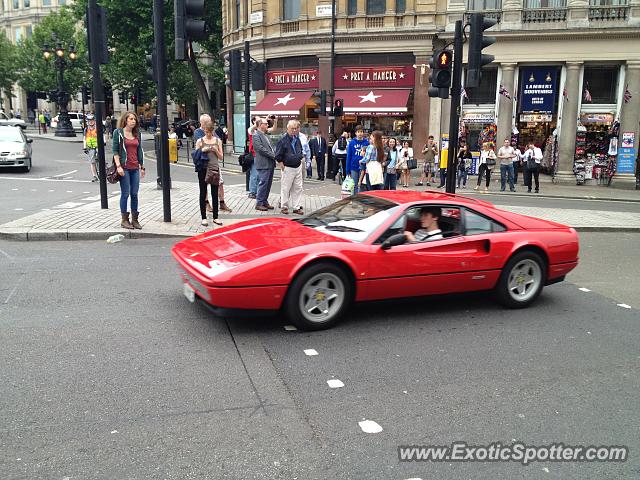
[[624, 85, 632, 103], [563, 87, 569, 102], [583, 86, 592, 103], [461, 88, 468, 100], [499, 84, 512, 100]]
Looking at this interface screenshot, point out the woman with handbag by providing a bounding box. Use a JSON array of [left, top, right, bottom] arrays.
[[195, 120, 223, 226], [384, 137, 400, 190], [399, 141, 414, 188], [112, 111, 145, 229], [358, 131, 385, 191], [475, 142, 496, 193]]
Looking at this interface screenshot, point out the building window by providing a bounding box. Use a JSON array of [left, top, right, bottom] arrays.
[[589, 0, 627, 4], [396, 0, 406, 13], [466, 0, 501, 10], [58, 0, 66, 5], [234, 0, 240, 28], [42, 0, 51, 5], [524, 0, 565, 6], [583, 66, 619, 104], [367, 0, 386, 15], [25, 25, 32, 37], [283, 0, 300, 20], [465, 68, 498, 104], [24, 0, 30, 7], [14, 27, 22, 42], [348, 0, 357, 15], [13, 0, 20, 9]]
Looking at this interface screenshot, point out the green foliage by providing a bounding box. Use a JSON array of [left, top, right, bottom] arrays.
[[15, 8, 90, 96], [0, 33, 20, 97]]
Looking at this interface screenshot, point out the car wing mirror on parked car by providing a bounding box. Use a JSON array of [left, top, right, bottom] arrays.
[[381, 233, 408, 250]]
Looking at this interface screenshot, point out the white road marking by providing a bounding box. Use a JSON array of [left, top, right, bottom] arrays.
[[304, 349, 318, 356], [14, 208, 24, 211], [578, 287, 591, 292], [358, 419, 383, 433], [617, 303, 632, 309], [0, 176, 91, 183], [82, 196, 101, 201], [30, 189, 37, 192], [66, 190, 73, 193], [327, 379, 344, 389], [11, 188, 18, 191], [0, 248, 14, 261], [83, 191, 91, 194], [53, 202, 83, 209], [52, 169, 78, 178], [284, 325, 297, 331], [48, 189, 55, 192]]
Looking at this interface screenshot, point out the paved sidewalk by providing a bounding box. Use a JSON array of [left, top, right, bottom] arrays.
[[1, 178, 640, 241]]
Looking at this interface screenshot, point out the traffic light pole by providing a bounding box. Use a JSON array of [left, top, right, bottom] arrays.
[[87, 0, 108, 209], [329, 0, 336, 137], [445, 20, 463, 194], [244, 41, 251, 139], [153, 0, 171, 222]]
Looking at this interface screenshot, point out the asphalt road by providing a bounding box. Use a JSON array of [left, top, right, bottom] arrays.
[[0, 233, 638, 479]]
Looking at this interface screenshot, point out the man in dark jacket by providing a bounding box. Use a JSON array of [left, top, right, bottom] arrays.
[[252, 118, 276, 211], [275, 120, 305, 215], [309, 130, 328, 180]]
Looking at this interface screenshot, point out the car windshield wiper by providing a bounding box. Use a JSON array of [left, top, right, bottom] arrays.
[[324, 225, 364, 233]]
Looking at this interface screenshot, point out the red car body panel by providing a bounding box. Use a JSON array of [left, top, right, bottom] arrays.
[[172, 192, 579, 312]]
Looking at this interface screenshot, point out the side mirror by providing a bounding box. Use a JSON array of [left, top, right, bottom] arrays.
[[26, 138, 33, 144], [381, 233, 408, 250]]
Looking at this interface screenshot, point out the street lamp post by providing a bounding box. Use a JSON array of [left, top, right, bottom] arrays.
[[42, 37, 77, 137]]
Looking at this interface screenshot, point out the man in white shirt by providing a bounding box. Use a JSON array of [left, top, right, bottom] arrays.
[[524, 142, 543, 193], [497, 139, 517, 192], [511, 140, 524, 186], [404, 206, 443, 242]]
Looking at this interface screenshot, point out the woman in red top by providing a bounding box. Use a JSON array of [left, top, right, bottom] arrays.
[[113, 111, 145, 229]]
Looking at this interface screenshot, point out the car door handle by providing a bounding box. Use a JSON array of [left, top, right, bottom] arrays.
[[483, 239, 491, 253]]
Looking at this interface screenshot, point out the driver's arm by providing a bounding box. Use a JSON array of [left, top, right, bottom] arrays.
[[404, 231, 416, 242]]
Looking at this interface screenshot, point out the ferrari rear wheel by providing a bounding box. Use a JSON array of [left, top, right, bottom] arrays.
[[496, 251, 546, 308], [285, 263, 352, 330]]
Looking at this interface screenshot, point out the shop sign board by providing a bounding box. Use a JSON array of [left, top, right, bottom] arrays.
[[618, 131, 636, 174], [520, 67, 557, 113], [520, 113, 553, 123], [267, 69, 319, 91], [463, 112, 495, 124], [250, 11, 263, 23], [316, 5, 333, 16], [334, 66, 414, 89], [580, 113, 614, 124]]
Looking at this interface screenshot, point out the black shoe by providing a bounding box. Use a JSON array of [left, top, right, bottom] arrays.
[[527, 189, 532, 193], [535, 189, 539, 193], [248, 193, 257, 199]]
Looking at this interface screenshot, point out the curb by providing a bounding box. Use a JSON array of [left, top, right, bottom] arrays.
[[2, 224, 640, 242]]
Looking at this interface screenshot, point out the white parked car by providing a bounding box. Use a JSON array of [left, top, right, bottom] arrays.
[[0, 111, 26, 129], [0, 125, 33, 172], [51, 112, 85, 131]]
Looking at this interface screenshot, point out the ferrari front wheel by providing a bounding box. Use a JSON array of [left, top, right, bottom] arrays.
[[285, 263, 353, 331], [496, 251, 546, 308]]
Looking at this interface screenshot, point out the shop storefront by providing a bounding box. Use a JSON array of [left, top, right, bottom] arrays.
[[575, 112, 617, 183], [516, 67, 560, 150]]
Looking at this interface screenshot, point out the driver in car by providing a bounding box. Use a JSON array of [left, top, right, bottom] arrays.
[[404, 206, 443, 242]]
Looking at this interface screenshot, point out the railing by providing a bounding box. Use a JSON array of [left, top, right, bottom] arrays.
[[523, 8, 567, 22], [346, 17, 356, 29], [588, 5, 628, 20], [464, 11, 502, 23], [365, 16, 385, 28], [394, 16, 404, 27], [281, 20, 299, 33]]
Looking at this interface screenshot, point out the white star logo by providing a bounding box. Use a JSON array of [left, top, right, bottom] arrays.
[[269, 77, 274, 82], [399, 72, 405, 79], [343, 74, 349, 80], [311, 75, 316, 81], [274, 93, 295, 106], [359, 91, 382, 103]]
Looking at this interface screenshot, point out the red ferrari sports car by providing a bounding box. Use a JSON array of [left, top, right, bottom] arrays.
[[172, 191, 579, 330]]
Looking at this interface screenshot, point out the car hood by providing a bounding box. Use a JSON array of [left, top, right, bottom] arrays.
[[0, 141, 25, 152], [173, 218, 351, 277]]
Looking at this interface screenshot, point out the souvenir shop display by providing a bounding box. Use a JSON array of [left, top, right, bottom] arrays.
[[574, 125, 587, 185], [477, 124, 497, 150]]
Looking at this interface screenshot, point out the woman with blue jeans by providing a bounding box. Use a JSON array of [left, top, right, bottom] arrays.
[[384, 137, 400, 190], [113, 111, 145, 229]]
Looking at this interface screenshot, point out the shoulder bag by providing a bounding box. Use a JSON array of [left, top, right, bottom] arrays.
[[486, 151, 497, 168], [106, 129, 123, 184], [204, 139, 220, 184], [407, 157, 418, 170]]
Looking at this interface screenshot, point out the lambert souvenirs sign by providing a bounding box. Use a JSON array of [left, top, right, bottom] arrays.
[[520, 67, 558, 113], [267, 69, 319, 91], [335, 66, 414, 89]]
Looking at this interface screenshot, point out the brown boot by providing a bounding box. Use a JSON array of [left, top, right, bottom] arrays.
[[219, 201, 232, 213], [121, 212, 134, 229], [131, 211, 142, 229]]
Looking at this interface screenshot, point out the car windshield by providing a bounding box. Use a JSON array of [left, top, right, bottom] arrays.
[[296, 195, 399, 242], [0, 128, 24, 142]]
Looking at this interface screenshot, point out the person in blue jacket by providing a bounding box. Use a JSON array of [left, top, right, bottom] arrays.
[[346, 125, 370, 195]]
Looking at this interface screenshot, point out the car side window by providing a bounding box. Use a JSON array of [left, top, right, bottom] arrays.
[[404, 205, 461, 240], [463, 209, 506, 236], [374, 214, 406, 244]]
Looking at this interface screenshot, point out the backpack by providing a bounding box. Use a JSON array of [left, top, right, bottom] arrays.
[[337, 136, 347, 150]]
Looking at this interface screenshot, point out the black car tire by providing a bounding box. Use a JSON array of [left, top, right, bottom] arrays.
[[21, 158, 31, 173], [284, 262, 353, 331], [495, 250, 546, 308]]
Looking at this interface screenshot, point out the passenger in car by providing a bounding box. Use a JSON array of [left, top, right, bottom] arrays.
[[404, 206, 443, 242]]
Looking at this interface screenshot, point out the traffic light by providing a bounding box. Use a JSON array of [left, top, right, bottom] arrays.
[[428, 50, 453, 99], [146, 49, 157, 82], [86, 5, 109, 64], [312, 90, 327, 116], [467, 13, 497, 88], [118, 91, 126, 104], [175, 0, 207, 61], [135, 87, 143, 106], [224, 49, 242, 91], [251, 62, 266, 91], [333, 98, 344, 117], [81, 85, 91, 105]]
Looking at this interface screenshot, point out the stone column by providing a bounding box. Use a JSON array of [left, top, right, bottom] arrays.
[[556, 62, 582, 183], [413, 52, 431, 160], [615, 61, 640, 186], [630, 0, 640, 27], [497, 63, 516, 146]]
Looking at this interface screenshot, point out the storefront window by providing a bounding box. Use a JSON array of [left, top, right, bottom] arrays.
[[283, 0, 300, 20], [465, 68, 497, 105], [348, 0, 357, 15], [583, 66, 619, 104], [367, 0, 386, 15], [466, 0, 501, 10]]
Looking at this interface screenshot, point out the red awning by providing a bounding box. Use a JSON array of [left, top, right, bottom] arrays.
[[335, 89, 411, 116], [251, 91, 313, 117]]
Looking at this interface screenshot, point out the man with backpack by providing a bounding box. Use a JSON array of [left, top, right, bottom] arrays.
[[332, 131, 349, 181]]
